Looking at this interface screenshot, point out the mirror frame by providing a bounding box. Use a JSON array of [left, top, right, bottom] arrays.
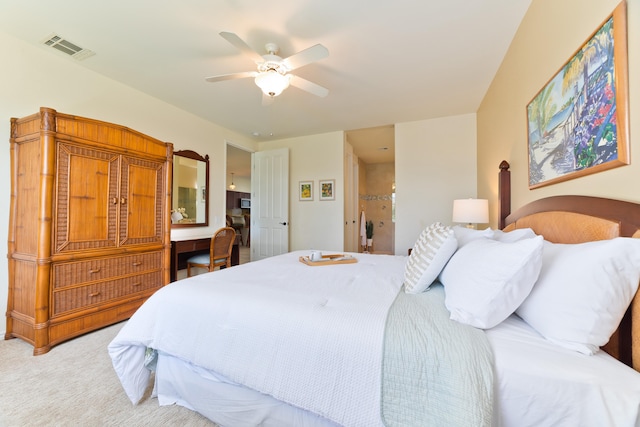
[[172, 149, 210, 228]]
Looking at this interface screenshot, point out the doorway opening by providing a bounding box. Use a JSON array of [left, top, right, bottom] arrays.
[[226, 143, 252, 263], [345, 125, 395, 255]]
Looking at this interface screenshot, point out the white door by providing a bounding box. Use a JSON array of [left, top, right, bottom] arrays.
[[251, 148, 289, 261]]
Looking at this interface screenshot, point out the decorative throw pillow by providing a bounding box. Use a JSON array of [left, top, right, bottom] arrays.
[[403, 222, 457, 294], [516, 238, 640, 355], [439, 235, 544, 329]]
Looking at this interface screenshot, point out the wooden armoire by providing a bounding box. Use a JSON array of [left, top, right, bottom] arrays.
[[6, 107, 173, 355]]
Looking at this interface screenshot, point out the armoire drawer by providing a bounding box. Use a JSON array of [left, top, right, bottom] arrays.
[[53, 251, 162, 289], [52, 270, 163, 316]]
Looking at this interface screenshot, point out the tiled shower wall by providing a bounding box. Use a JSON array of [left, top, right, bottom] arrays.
[[360, 162, 395, 254]]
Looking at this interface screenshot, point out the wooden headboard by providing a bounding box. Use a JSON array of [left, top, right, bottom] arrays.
[[497, 162, 640, 371]]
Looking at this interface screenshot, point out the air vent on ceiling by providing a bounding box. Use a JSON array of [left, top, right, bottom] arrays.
[[42, 33, 95, 61]]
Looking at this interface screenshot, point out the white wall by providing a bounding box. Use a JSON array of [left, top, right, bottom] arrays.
[[395, 114, 478, 253], [0, 31, 256, 336], [259, 114, 478, 256], [259, 131, 345, 252]]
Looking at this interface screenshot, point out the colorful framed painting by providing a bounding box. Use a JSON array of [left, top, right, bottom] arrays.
[[526, 1, 629, 189], [299, 181, 313, 201], [319, 179, 335, 201]]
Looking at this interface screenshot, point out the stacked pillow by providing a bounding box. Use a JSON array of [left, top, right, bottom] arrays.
[[516, 238, 640, 355], [403, 223, 640, 355], [439, 233, 543, 329], [452, 226, 492, 247]]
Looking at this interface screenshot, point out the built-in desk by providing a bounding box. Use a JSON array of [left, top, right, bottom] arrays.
[[170, 236, 239, 282]]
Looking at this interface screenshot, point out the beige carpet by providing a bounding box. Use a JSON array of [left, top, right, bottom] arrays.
[[0, 322, 216, 426]]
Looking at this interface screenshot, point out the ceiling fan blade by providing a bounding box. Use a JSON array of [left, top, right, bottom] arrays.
[[289, 75, 329, 97], [219, 32, 264, 64], [281, 44, 329, 71], [205, 71, 256, 83], [261, 93, 275, 107]]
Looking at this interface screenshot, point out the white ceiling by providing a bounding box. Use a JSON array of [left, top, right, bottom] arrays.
[[0, 0, 531, 170]]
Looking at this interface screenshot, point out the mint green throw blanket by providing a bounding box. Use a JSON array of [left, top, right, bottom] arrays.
[[381, 283, 494, 426]]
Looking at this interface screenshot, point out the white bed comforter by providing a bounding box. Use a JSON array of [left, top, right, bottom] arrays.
[[109, 251, 405, 426]]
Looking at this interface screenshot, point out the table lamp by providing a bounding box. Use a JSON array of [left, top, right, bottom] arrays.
[[452, 198, 489, 229]]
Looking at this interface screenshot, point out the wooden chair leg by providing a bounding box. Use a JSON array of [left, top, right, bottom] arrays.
[[187, 263, 192, 277]]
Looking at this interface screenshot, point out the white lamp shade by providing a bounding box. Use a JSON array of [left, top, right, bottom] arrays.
[[255, 70, 290, 97], [452, 199, 489, 224]]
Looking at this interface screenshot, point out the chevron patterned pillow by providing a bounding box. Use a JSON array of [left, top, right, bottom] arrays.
[[404, 222, 457, 294]]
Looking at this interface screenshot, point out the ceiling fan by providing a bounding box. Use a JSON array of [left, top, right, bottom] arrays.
[[206, 32, 329, 105]]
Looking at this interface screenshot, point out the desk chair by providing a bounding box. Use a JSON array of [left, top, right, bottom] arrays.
[[186, 226, 236, 277]]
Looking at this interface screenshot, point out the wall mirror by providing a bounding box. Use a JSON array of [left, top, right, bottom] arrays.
[[172, 150, 209, 228]]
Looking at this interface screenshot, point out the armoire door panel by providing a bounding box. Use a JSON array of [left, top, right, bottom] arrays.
[[119, 156, 164, 246], [55, 143, 119, 253]]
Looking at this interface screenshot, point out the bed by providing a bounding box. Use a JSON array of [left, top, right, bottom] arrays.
[[109, 163, 640, 427]]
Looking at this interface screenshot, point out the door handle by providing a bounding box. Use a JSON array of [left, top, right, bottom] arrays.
[[279, 222, 288, 226]]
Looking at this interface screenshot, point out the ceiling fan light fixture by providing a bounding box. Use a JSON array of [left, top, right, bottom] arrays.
[[209, 33, 329, 101], [255, 69, 290, 97]]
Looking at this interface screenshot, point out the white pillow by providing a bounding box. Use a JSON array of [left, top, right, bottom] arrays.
[[516, 238, 640, 355], [404, 222, 457, 294], [492, 227, 537, 242], [439, 235, 544, 329], [452, 226, 493, 247]]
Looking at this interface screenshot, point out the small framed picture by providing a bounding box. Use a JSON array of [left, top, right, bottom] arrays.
[[299, 181, 313, 201], [319, 179, 335, 201]]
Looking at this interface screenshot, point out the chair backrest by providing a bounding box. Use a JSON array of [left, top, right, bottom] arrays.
[[210, 226, 236, 268], [243, 213, 250, 229]]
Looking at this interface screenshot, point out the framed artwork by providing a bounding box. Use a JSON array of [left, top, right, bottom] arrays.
[[299, 181, 313, 201], [526, 1, 629, 189], [319, 179, 335, 201]]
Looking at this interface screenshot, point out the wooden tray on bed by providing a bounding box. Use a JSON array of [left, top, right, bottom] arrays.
[[299, 254, 357, 266]]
